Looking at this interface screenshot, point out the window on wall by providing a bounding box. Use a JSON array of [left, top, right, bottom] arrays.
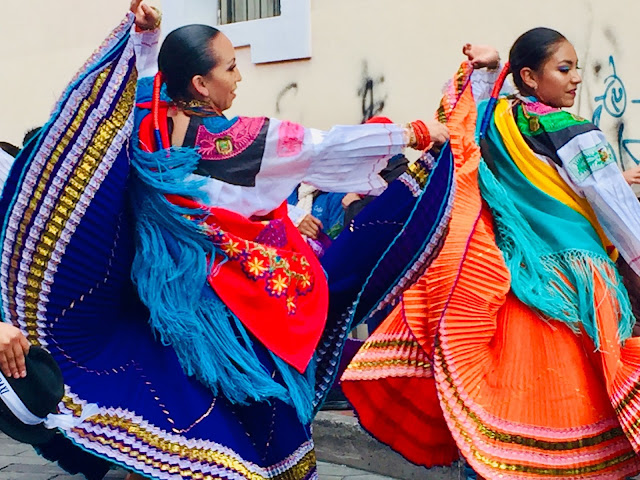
[[163, 0, 310, 64], [219, 0, 281, 24]]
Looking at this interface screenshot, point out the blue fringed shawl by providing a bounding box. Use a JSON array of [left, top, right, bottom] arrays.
[[127, 78, 315, 423]]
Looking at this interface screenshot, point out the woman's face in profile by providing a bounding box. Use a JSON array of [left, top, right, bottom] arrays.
[[524, 40, 582, 108], [196, 33, 243, 112]]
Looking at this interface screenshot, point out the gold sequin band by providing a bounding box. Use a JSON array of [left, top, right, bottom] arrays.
[[69, 416, 317, 480]]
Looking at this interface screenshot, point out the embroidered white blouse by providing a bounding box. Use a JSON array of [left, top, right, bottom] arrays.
[[132, 28, 409, 218]]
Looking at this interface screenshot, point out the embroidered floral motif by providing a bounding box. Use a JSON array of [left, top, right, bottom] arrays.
[[286, 297, 297, 315], [196, 117, 267, 161], [245, 256, 268, 278], [204, 222, 315, 314], [269, 274, 289, 297], [222, 239, 243, 258]]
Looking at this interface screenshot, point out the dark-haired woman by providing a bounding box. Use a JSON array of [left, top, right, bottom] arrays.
[[0, 1, 457, 480], [342, 29, 640, 479]]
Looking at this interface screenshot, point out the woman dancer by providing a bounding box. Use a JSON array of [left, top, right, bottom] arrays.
[[0, 2, 454, 479], [343, 28, 640, 479]]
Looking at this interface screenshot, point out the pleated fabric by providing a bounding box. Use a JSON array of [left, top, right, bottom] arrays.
[[343, 64, 640, 479], [342, 278, 459, 467]]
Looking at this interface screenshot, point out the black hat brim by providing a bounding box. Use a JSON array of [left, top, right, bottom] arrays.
[[0, 399, 57, 445]]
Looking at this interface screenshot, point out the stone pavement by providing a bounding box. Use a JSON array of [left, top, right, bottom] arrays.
[[313, 412, 457, 480], [0, 432, 121, 480], [0, 432, 400, 480]]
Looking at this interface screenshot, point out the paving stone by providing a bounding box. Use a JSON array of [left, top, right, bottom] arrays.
[[0, 443, 31, 456], [318, 462, 381, 477], [314, 412, 455, 480], [7, 454, 53, 465], [1, 462, 68, 474], [344, 476, 401, 480], [0, 473, 55, 480], [102, 471, 127, 479]]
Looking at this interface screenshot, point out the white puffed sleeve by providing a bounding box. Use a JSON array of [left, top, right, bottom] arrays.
[[0, 149, 14, 195], [195, 118, 409, 218], [132, 28, 160, 78]]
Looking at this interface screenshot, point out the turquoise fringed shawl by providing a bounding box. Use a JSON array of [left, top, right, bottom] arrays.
[[476, 101, 634, 346], [127, 78, 315, 423]]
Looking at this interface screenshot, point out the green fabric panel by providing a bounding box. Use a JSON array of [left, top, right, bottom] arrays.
[[516, 105, 590, 137]]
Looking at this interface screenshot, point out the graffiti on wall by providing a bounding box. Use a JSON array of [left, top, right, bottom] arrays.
[[275, 82, 299, 115], [592, 55, 640, 170], [274, 61, 388, 123], [358, 61, 387, 123]]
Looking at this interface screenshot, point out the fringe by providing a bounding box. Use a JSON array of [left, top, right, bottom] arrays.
[[128, 137, 315, 423], [478, 160, 634, 347]]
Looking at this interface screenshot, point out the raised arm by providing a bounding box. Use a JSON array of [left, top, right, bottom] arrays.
[[130, 0, 161, 78], [444, 44, 513, 105], [300, 119, 447, 195], [183, 115, 448, 219]]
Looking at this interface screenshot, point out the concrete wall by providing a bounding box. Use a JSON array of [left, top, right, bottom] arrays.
[[3, 0, 640, 172]]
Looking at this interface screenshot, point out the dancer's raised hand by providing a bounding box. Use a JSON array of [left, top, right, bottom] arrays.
[[463, 44, 500, 69], [130, 0, 161, 31]]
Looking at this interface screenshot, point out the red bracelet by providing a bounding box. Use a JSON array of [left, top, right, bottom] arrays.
[[410, 120, 432, 150]]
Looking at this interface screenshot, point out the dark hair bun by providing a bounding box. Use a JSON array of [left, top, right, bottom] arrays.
[[509, 27, 566, 94], [158, 25, 221, 101]]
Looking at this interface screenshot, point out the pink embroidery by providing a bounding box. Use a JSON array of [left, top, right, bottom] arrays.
[[277, 121, 305, 157], [196, 116, 267, 161], [524, 101, 559, 115]]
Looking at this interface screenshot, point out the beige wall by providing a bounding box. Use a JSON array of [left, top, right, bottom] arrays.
[[3, 0, 640, 171], [0, 1, 132, 146], [228, 0, 640, 172]]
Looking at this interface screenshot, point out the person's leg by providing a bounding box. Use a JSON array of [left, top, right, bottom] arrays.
[[125, 473, 148, 480]]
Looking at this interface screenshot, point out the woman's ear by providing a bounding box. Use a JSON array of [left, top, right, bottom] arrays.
[[190, 75, 209, 99], [520, 67, 538, 92]]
